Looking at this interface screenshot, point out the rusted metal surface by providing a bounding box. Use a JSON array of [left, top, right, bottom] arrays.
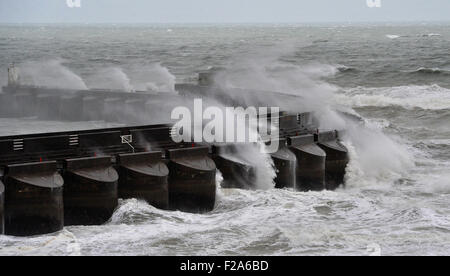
[[271, 139, 297, 189], [0, 181, 4, 235], [167, 146, 216, 213], [63, 156, 118, 226], [3, 161, 64, 236], [316, 131, 349, 190], [288, 135, 326, 191], [117, 151, 169, 209]]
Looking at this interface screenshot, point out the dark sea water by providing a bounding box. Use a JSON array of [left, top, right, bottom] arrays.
[[0, 24, 449, 255]]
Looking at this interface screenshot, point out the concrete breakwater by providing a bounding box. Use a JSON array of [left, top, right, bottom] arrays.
[[0, 124, 218, 236], [0, 122, 348, 237], [0, 77, 349, 237]]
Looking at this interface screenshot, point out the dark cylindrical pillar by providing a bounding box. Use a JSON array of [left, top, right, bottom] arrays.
[[288, 135, 326, 191], [271, 139, 297, 189], [63, 156, 118, 226], [117, 151, 169, 209], [0, 181, 4, 235], [167, 147, 216, 213], [212, 144, 256, 189], [316, 131, 349, 190], [4, 161, 64, 236]]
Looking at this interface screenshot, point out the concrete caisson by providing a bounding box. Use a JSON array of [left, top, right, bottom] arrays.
[[212, 144, 256, 189], [167, 147, 216, 213], [316, 131, 349, 190], [4, 161, 64, 236], [288, 135, 326, 191], [63, 156, 118, 226], [271, 139, 297, 189], [117, 151, 169, 209], [0, 181, 4, 235]]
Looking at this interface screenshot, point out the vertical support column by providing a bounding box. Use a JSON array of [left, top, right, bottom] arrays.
[[212, 144, 256, 189], [167, 147, 216, 213], [288, 135, 326, 191], [316, 131, 349, 190], [271, 139, 297, 189], [117, 152, 169, 210], [63, 156, 118, 226], [0, 181, 4, 235], [4, 161, 64, 236]]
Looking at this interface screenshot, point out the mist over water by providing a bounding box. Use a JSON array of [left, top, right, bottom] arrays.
[[0, 24, 449, 255]]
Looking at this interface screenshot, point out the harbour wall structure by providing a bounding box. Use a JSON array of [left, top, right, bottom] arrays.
[[0, 72, 349, 236], [0, 122, 348, 236]]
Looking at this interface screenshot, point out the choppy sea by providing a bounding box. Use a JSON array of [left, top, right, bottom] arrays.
[[0, 23, 449, 255]]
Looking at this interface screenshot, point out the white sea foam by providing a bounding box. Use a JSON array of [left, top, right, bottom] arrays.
[[386, 34, 400, 39], [422, 33, 441, 37], [336, 85, 450, 110]]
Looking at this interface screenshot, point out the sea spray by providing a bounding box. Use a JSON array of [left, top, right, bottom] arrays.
[[210, 49, 415, 187], [18, 59, 87, 90], [130, 63, 176, 92], [341, 118, 414, 188], [89, 67, 134, 92]]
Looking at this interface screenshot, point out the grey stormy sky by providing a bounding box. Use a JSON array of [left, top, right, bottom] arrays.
[[0, 0, 449, 24]]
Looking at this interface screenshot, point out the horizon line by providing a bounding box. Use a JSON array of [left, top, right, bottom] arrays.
[[0, 20, 449, 25]]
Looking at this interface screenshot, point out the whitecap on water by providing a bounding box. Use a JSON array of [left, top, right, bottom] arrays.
[[336, 85, 450, 110]]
